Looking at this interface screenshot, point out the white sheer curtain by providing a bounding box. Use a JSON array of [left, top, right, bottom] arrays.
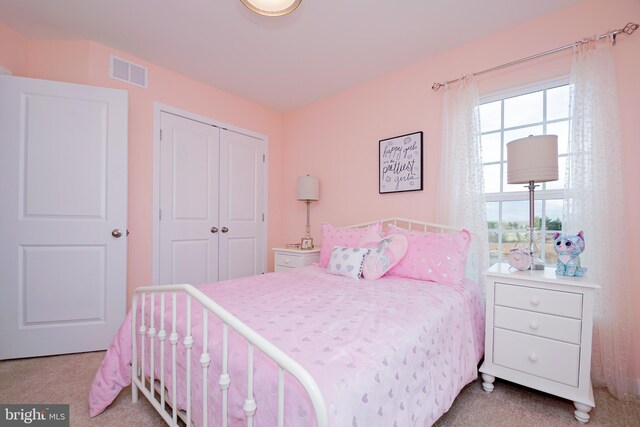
[[564, 37, 636, 399], [438, 76, 489, 284]]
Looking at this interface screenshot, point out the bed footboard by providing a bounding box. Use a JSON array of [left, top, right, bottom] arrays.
[[131, 284, 328, 427]]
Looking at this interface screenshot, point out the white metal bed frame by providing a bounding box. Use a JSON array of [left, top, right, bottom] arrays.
[[131, 218, 464, 427]]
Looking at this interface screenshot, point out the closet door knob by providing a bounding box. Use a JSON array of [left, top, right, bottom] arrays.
[[112, 229, 123, 238], [211, 227, 218, 233], [221, 227, 229, 233]]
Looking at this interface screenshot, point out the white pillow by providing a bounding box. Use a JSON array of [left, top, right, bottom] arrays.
[[326, 246, 370, 280]]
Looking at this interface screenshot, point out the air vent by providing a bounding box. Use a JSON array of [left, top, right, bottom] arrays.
[[109, 55, 148, 88]]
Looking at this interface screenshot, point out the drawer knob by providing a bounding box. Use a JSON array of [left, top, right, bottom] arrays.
[[284, 258, 290, 264], [529, 321, 539, 331], [528, 353, 538, 363], [530, 297, 540, 306]]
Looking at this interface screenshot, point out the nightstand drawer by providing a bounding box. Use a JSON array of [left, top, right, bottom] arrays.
[[275, 253, 303, 268], [494, 328, 580, 387], [495, 283, 583, 319], [494, 306, 582, 344]]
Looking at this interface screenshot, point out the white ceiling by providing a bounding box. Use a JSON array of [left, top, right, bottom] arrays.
[[0, 0, 584, 111]]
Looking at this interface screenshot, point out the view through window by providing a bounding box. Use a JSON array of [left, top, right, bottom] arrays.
[[480, 80, 570, 266]]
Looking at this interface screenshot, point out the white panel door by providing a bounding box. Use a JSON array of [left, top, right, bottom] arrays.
[[159, 112, 220, 285], [219, 129, 265, 280], [0, 76, 128, 359]]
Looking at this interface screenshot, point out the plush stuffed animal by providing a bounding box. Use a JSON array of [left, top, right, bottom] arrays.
[[553, 231, 588, 277]]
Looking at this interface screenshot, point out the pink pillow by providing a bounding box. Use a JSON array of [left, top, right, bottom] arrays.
[[386, 225, 471, 285], [319, 222, 382, 267], [357, 226, 384, 247], [361, 234, 408, 280]]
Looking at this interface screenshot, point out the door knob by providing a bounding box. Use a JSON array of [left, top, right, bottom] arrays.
[[112, 229, 123, 238], [211, 227, 218, 233], [221, 227, 229, 233]]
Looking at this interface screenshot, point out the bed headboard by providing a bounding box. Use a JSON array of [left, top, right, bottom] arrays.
[[347, 217, 461, 234], [346, 217, 480, 283]]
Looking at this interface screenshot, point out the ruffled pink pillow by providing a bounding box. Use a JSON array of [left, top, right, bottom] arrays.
[[360, 234, 408, 280], [386, 225, 471, 285], [319, 222, 382, 268]]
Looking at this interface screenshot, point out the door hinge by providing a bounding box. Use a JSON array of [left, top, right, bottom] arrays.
[[263, 154, 265, 163], [159, 209, 162, 220], [160, 129, 163, 140], [262, 213, 265, 222]]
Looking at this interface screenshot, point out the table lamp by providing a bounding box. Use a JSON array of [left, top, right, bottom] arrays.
[[506, 135, 558, 270], [296, 175, 319, 249]]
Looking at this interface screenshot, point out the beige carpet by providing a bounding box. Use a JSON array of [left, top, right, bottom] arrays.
[[1, 351, 638, 426]]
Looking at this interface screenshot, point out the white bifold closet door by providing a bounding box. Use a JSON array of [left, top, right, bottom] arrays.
[[0, 76, 128, 360], [158, 112, 265, 286]]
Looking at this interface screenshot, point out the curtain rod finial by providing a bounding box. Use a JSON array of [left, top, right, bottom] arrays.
[[432, 82, 443, 91], [623, 22, 638, 35]]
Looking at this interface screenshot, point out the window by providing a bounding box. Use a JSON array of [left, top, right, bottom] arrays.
[[481, 79, 570, 266]]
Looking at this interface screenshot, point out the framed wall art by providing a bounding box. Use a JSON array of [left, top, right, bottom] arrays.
[[379, 131, 423, 194]]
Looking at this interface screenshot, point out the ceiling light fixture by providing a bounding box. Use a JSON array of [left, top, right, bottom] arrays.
[[240, 0, 302, 17]]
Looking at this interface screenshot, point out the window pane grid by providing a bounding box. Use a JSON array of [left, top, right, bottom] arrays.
[[483, 81, 569, 266], [482, 117, 570, 137]]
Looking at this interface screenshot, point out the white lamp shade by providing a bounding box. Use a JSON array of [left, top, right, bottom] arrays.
[[507, 135, 559, 184], [296, 175, 319, 201]]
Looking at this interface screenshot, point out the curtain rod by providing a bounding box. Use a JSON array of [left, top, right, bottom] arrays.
[[431, 22, 638, 91]]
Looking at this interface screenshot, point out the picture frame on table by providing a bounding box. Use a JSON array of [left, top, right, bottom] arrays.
[[379, 131, 423, 194], [300, 237, 314, 250]]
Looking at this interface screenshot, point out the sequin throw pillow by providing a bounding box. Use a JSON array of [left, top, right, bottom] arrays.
[[318, 222, 382, 268], [385, 225, 471, 285]]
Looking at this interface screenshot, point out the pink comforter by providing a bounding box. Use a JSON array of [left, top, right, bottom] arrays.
[[89, 266, 484, 426]]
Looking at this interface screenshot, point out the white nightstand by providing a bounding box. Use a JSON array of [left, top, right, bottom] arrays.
[[272, 248, 320, 272], [480, 263, 600, 424]]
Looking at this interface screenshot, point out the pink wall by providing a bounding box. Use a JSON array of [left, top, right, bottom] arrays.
[[26, 40, 91, 83], [0, 32, 285, 305], [282, 0, 640, 377], [0, 21, 27, 75]]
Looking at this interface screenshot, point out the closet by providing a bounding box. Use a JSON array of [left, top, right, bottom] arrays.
[[157, 111, 266, 285]]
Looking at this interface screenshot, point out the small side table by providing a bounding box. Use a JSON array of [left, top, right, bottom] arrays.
[[272, 248, 320, 272], [479, 262, 600, 423]]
